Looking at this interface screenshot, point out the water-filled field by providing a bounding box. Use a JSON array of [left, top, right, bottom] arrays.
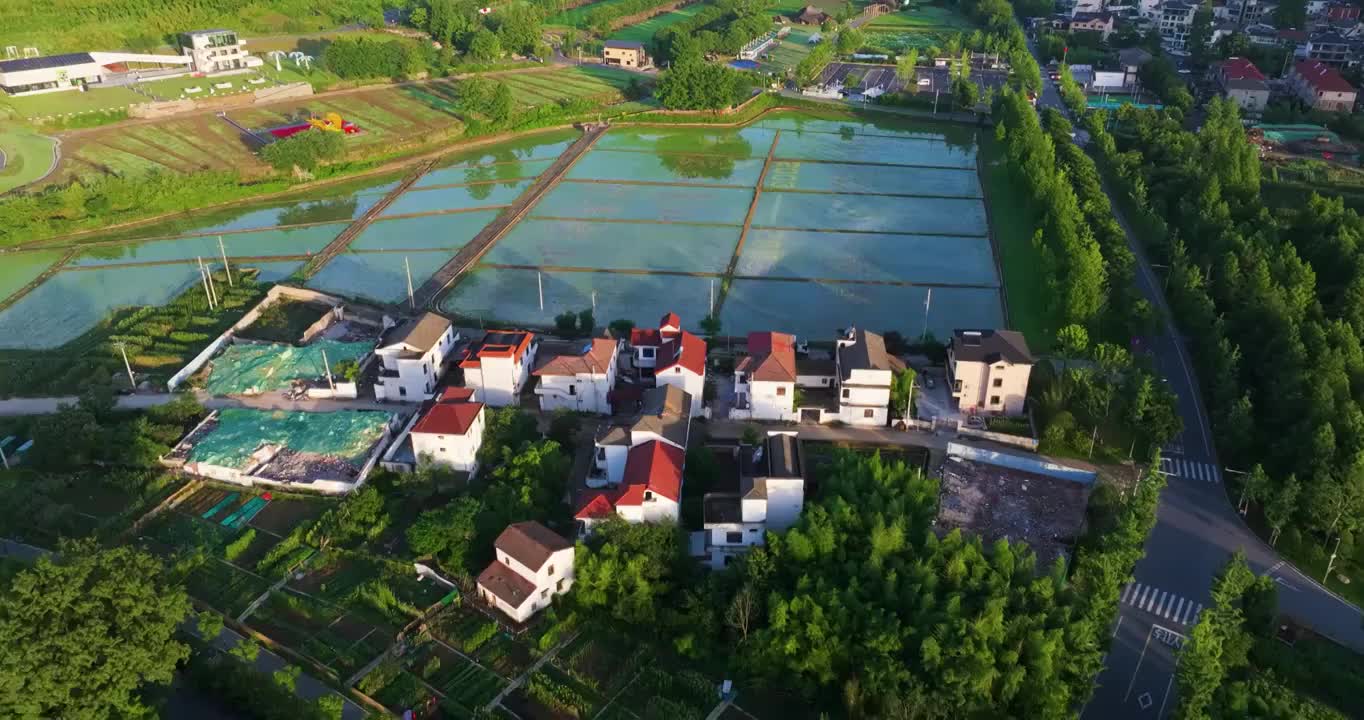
[[70, 224, 344, 267], [0, 250, 65, 302]]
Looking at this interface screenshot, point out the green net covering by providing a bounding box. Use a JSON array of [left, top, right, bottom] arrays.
[[1255, 124, 1343, 145], [189, 408, 390, 469], [206, 339, 371, 395]]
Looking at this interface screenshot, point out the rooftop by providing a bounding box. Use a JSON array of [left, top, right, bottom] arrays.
[[620, 440, 684, 503], [495, 521, 571, 572], [533, 337, 617, 377], [478, 560, 537, 608], [737, 331, 797, 383], [1221, 56, 1266, 81], [379, 312, 452, 354], [740, 434, 803, 480], [411, 394, 483, 436], [460, 329, 535, 369], [837, 327, 903, 379], [703, 494, 743, 524], [0, 53, 96, 74], [604, 39, 646, 49], [1296, 59, 1355, 93], [950, 329, 1033, 365]]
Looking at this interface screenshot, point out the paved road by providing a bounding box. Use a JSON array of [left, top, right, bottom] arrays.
[[1024, 66, 1364, 718]]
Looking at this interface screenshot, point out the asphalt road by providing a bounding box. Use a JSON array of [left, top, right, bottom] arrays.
[[1022, 67, 1364, 717]]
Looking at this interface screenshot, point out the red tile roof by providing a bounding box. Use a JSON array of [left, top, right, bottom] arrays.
[[738, 331, 796, 383], [657, 329, 706, 377], [1221, 57, 1265, 81], [659, 312, 680, 331], [575, 492, 617, 519], [619, 440, 683, 503], [1279, 29, 1308, 42], [413, 392, 484, 436], [1296, 59, 1356, 94], [459, 330, 535, 369], [533, 338, 617, 377], [630, 327, 662, 347]]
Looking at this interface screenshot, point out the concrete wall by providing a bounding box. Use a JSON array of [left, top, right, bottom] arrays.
[[130, 81, 312, 119], [946, 441, 1096, 484]]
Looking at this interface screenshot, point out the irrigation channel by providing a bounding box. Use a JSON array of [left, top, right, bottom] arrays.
[[0, 111, 1022, 352]]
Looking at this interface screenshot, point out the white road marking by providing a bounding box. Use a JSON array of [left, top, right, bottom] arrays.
[[1150, 590, 1165, 612], [1122, 583, 1135, 603], [1173, 598, 1185, 620]]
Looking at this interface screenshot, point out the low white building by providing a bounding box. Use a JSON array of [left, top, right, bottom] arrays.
[[629, 312, 706, 417], [409, 387, 485, 474], [476, 522, 575, 624], [459, 330, 538, 407], [374, 313, 460, 402], [834, 327, 902, 426], [532, 337, 618, 415], [947, 329, 1034, 416], [700, 432, 806, 569]]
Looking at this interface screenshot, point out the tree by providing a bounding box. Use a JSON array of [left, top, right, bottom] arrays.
[[836, 28, 864, 55], [230, 638, 261, 663], [1275, 0, 1307, 29], [1187, 7, 1215, 66], [896, 48, 920, 86], [196, 610, 225, 641], [796, 41, 834, 86], [316, 695, 345, 720], [1056, 324, 1089, 358], [1265, 475, 1300, 545], [467, 28, 503, 62], [609, 318, 635, 338], [0, 541, 191, 719], [488, 82, 515, 123], [952, 77, 979, 110], [273, 665, 301, 693], [726, 586, 757, 643], [890, 367, 917, 419], [406, 497, 483, 573], [548, 409, 581, 449], [410, 6, 428, 29], [573, 518, 691, 624], [578, 308, 594, 334], [261, 131, 346, 172], [555, 311, 578, 334], [699, 314, 721, 340], [477, 408, 540, 466], [655, 60, 753, 111]]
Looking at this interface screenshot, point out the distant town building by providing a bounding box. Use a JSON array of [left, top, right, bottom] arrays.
[[1159, 1, 1199, 51], [833, 327, 903, 426], [578, 385, 694, 531], [477, 522, 574, 623], [458, 330, 538, 407], [731, 327, 902, 426], [532, 336, 619, 415], [733, 331, 799, 422], [947, 329, 1034, 416], [1306, 30, 1354, 65], [602, 40, 650, 69], [1289, 58, 1358, 111], [1069, 12, 1117, 40], [373, 312, 460, 402], [409, 387, 485, 474], [1216, 56, 1271, 113]]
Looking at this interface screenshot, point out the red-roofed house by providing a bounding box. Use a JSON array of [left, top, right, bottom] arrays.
[[1289, 59, 1357, 112], [627, 312, 706, 417], [410, 386, 485, 473], [1216, 57, 1270, 113], [533, 337, 619, 415], [734, 331, 799, 421], [576, 440, 684, 531], [458, 330, 538, 407]]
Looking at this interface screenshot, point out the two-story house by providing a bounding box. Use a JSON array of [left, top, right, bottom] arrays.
[[374, 313, 460, 402], [699, 432, 806, 569], [459, 330, 538, 407], [578, 385, 693, 530], [947, 329, 1034, 416], [733, 331, 798, 422], [1289, 58, 1358, 111], [1306, 30, 1354, 65], [408, 387, 485, 474], [179, 29, 262, 74], [628, 313, 706, 417], [533, 337, 618, 415], [602, 40, 652, 68], [1159, 1, 1198, 50], [476, 521, 575, 623], [1216, 56, 1270, 113], [834, 327, 903, 426]]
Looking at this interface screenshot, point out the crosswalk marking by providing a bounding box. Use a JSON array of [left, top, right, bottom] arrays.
[[1122, 583, 1203, 626], [1159, 457, 1221, 483]]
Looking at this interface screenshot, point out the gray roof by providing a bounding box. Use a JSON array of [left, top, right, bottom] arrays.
[[951, 329, 1033, 364], [1118, 47, 1153, 67], [380, 312, 451, 353], [0, 53, 96, 74], [837, 328, 902, 379], [633, 385, 692, 448], [495, 521, 571, 572], [603, 39, 645, 49], [741, 476, 768, 500], [703, 494, 743, 524], [596, 424, 632, 446], [740, 434, 803, 480]]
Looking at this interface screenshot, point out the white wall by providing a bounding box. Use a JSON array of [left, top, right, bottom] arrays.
[[641, 497, 679, 524], [765, 479, 805, 531], [594, 444, 628, 486], [656, 367, 704, 417], [707, 523, 766, 549], [412, 409, 484, 473], [796, 373, 835, 389], [952, 359, 1030, 416], [537, 362, 614, 415], [466, 347, 533, 407], [745, 379, 794, 421]]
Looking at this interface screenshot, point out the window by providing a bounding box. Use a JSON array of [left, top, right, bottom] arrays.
[[993, 378, 1003, 388], [547, 565, 555, 577], [568, 385, 576, 396], [727, 531, 743, 544], [399, 387, 407, 397], [439, 447, 446, 453], [776, 386, 787, 396], [749, 527, 759, 533], [990, 395, 1001, 405], [675, 367, 682, 374], [556, 579, 565, 592], [953, 379, 963, 392], [596, 447, 606, 460], [541, 588, 550, 598], [644, 491, 653, 501], [864, 409, 874, 418], [641, 347, 655, 358], [842, 388, 850, 399]]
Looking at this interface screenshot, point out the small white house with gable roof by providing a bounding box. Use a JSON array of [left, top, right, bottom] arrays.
[[374, 312, 459, 402]]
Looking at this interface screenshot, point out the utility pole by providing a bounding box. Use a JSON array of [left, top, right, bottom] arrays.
[[197, 258, 216, 310], [1324, 534, 1343, 584], [591, 290, 597, 316], [709, 279, 715, 316], [218, 236, 233, 287], [1224, 467, 1249, 514], [114, 341, 136, 391], [321, 348, 335, 391], [537, 271, 544, 312], [404, 256, 415, 311], [0, 443, 8, 470], [933, 88, 939, 114], [921, 288, 932, 341], [198, 257, 219, 309]]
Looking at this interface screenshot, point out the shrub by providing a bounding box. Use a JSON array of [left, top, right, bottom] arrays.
[[260, 131, 346, 172], [224, 528, 257, 562]]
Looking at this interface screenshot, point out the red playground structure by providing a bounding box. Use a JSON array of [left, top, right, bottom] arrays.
[[268, 112, 360, 139]]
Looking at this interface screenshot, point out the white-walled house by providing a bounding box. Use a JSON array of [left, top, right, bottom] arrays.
[[577, 385, 693, 532], [374, 313, 459, 402], [409, 387, 485, 474], [629, 312, 706, 417], [733, 332, 798, 422], [587, 384, 692, 488], [699, 432, 805, 569], [947, 329, 1034, 416], [834, 327, 902, 426], [459, 330, 537, 407], [532, 337, 618, 415], [476, 521, 575, 623]]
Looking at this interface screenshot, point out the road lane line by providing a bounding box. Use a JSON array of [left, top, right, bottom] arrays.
[[1137, 585, 1151, 607], [1122, 583, 1135, 603], [1151, 590, 1166, 612], [1173, 598, 1185, 622], [1192, 603, 1203, 625], [1162, 595, 1176, 618]]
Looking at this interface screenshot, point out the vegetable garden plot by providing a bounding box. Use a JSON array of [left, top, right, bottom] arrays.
[[485, 219, 739, 274], [616, 666, 716, 720], [774, 132, 976, 168], [307, 249, 455, 303], [530, 182, 753, 224], [518, 666, 608, 719], [247, 495, 328, 534], [182, 559, 273, 616], [0, 249, 64, 303], [754, 192, 988, 236], [248, 590, 389, 676], [566, 150, 767, 186], [70, 224, 344, 268], [441, 267, 713, 330], [431, 607, 505, 655], [551, 630, 649, 695], [373, 670, 440, 712], [722, 279, 1004, 340], [381, 181, 533, 217], [763, 161, 982, 198], [735, 229, 999, 285], [289, 553, 447, 628], [350, 212, 496, 252], [415, 158, 557, 190], [473, 632, 536, 678], [406, 643, 505, 712], [610, 3, 704, 41], [593, 127, 777, 156]]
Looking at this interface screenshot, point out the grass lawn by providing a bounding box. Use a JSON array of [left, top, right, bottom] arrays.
[[548, 0, 638, 27], [864, 3, 973, 28], [136, 73, 270, 102], [979, 132, 1053, 349], [609, 3, 706, 42], [0, 86, 143, 120], [0, 127, 57, 193], [772, 0, 868, 14], [757, 30, 815, 75]]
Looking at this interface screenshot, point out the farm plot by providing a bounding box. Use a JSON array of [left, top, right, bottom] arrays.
[[551, 628, 649, 697], [70, 223, 344, 267], [0, 85, 142, 120], [498, 68, 633, 108], [485, 219, 738, 273], [308, 249, 459, 303], [440, 267, 713, 329], [228, 82, 464, 150], [548, 0, 640, 27], [288, 552, 448, 628], [248, 588, 392, 677], [403, 641, 506, 716], [722, 279, 1004, 339], [508, 666, 608, 720], [863, 3, 973, 28], [610, 3, 705, 41], [53, 113, 272, 184], [0, 249, 65, 303], [381, 182, 531, 217], [567, 148, 767, 185], [614, 665, 717, 720]]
